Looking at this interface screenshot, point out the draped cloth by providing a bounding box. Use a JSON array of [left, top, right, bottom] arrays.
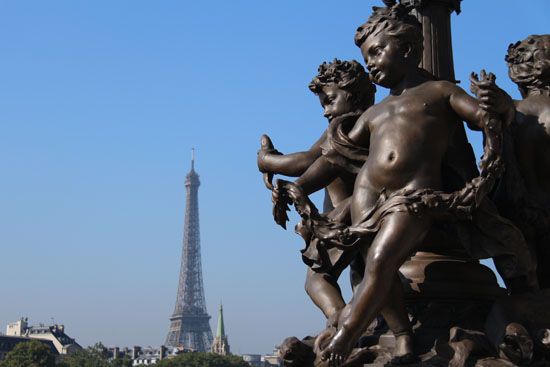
[[320, 112, 368, 174], [298, 186, 534, 283]]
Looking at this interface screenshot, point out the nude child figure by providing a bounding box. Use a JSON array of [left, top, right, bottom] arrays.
[[317, 5, 526, 365], [494, 34, 550, 289], [257, 59, 376, 323]]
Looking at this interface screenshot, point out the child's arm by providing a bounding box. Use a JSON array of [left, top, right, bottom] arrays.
[[258, 131, 327, 177], [448, 76, 514, 130], [293, 119, 372, 196], [295, 156, 342, 195], [292, 112, 372, 195]]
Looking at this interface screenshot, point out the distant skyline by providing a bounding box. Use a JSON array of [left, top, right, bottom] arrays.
[[1, 0, 549, 356]]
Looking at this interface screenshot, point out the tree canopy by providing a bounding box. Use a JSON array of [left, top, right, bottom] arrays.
[[155, 352, 250, 367], [0, 340, 56, 367], [57, 343, 131, 367], [0, 342, 242, 367]]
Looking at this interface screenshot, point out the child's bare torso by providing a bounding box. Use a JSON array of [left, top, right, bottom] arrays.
[[351, 81, 460, 224]]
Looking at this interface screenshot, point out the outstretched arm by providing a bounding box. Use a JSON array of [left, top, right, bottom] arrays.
[[448, 86, 484, 130], [265, 112, 370, 190], [449, 73, 511, 207], [294, 112, 371, 195], [449, 73, 515, 130], [295, 156, 342, 196], [258, 131, 327, 177]]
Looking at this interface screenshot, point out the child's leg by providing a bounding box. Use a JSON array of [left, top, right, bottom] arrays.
[[321, 211, 431, 365], [348, 252, 412, 347], [351, 259, 413, 357], [380, 275, 414, 357], [306, 247, 360, 325], [305, 268, 345, 324]]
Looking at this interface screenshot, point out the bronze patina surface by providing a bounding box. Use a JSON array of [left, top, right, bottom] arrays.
[[257, 2, 550, 366]]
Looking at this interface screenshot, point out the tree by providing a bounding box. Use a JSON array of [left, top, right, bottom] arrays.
[[57, 342, 109, 367], [0, 340, 56, 367], [155, 352, 250, 367], [57, 343, 132, 367], [108, 356, 133, 367]]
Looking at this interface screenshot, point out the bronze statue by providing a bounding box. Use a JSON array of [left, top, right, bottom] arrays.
[[257, 2, 550, 366], [493, 34, 550, 289], [257, 59, 375, 326], [315, 6, 536, 365], [260, 59, 433, 364]]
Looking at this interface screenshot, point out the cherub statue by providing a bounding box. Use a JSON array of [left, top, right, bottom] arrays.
[[493, 34, 550, 289], [276, 5, 539, 365], [257, 59, 376, 325]]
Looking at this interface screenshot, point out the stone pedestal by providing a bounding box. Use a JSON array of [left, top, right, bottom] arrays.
[[400, 251, 505, 301], [399, 252, 503, 355]]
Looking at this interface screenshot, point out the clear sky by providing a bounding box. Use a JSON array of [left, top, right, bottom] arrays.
[[1, 0, 549, 356]]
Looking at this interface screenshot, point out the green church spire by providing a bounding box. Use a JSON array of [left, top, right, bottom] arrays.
[[212, 303, 230, 355], [216, 303, 225, 338]]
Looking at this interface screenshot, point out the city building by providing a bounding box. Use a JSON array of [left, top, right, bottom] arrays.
[[5, 318, 81, 356], [211, 304, 230, 355], [242, 354, 262, 367], [131, 346, 162, 365], [261, 346, 282, 367], [107, 345, 181, 366]]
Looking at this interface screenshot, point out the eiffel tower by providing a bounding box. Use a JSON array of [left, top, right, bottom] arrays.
[[165, 150, 213, 351]]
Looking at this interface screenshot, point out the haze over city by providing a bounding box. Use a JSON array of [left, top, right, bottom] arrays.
[[1, 0, 549, 356]]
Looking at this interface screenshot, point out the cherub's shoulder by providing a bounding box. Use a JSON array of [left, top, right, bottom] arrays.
[[356, 109, 371, 125], [517, 95, 550, 116], [426, 79, 463, 92], [536, 97, 550, 128], [416, 80, 464, 99], [515, 96, 550, 133]]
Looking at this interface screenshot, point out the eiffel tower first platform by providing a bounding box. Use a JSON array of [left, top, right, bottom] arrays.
[[165, 151, 213, 351]]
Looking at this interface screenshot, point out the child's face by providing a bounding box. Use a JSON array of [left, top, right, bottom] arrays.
[[361, 33, 408, 88], [318, 83, 354, 121]]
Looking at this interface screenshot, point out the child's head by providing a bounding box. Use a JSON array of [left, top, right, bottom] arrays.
[[354, 5, 423, 87], [506, 34, 550, 97], [308, 59, 376, 121]]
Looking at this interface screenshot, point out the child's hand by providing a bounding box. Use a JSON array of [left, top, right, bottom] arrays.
[[257, 134, 281, 172], [470, 70, 514, 125], [258, 134, 282, 190]]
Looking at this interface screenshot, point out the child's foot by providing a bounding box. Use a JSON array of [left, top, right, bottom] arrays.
[[320, 328, 356, 367]]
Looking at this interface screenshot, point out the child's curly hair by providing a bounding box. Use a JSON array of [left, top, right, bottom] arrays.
[[309, 59, 376, 112], [506, 34, 550, 97], [354, 5, 423, 65]]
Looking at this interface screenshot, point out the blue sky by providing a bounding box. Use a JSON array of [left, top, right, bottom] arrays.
[[1, 0, 549, 356]]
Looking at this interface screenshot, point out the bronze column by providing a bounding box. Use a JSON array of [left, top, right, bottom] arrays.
[[401, 0, 461, 81]]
